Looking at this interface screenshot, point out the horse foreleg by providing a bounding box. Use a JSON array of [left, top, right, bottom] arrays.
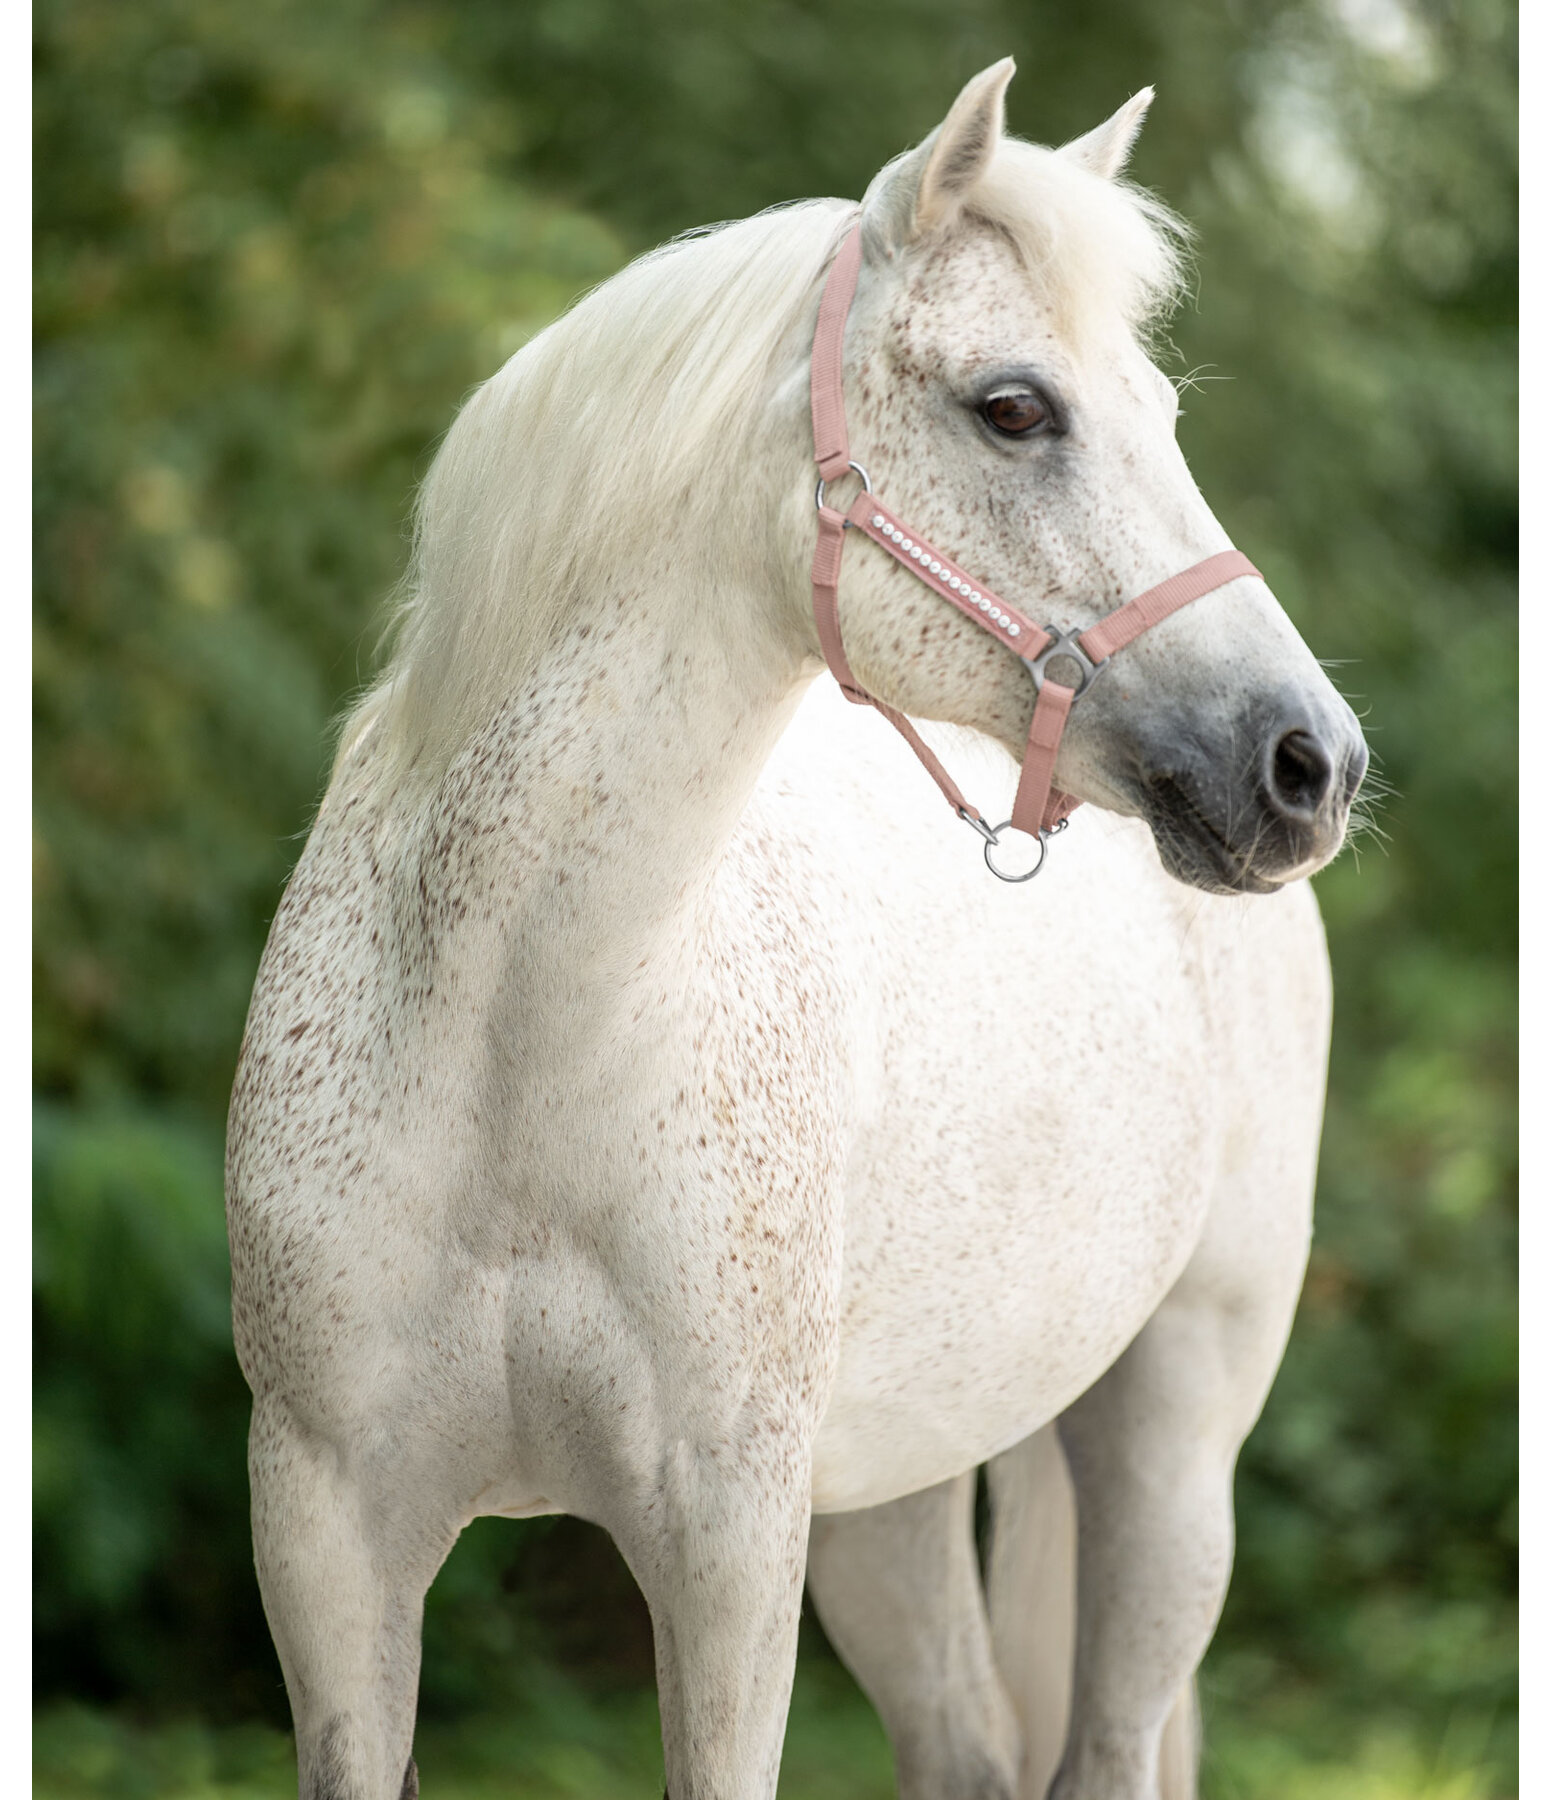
[[609, 1431, 815, 1800], [249, 1398, 453, 1800], [806, 1473, 1020, 1800]]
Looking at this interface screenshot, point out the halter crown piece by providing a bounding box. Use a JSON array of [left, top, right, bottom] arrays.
[[809, 221, 1261, 882]]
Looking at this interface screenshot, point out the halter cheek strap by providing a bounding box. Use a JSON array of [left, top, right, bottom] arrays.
[[809, 220, 1260, 880]]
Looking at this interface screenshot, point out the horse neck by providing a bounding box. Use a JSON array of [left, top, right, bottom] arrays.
[[371, 561, 814, 1035]]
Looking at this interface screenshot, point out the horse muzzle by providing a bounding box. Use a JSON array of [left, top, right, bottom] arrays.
[[1136, 701, 1369, 895]]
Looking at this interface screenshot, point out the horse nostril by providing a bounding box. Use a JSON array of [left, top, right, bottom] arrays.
[[1269, 728, 1334, 818]]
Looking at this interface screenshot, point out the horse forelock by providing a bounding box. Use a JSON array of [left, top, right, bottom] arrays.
[[964, 136, 1190, 349]]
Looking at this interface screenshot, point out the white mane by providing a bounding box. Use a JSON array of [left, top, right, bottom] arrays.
[[342, 143, 1186, 788]]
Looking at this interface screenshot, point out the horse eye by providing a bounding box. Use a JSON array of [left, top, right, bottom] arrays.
[[983, 387, 1051, 437]]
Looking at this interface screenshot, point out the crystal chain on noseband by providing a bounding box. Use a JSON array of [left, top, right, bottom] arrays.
[[808, 219, 1261, 882]]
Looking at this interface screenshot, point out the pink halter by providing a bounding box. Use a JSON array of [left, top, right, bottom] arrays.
[[809, 221, 1261, 881]]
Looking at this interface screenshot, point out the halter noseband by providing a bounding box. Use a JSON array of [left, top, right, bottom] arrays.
[[809, 221, 1260, 882]]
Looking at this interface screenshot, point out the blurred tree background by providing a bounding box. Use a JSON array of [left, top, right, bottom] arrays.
[[33, 0, 1516, 1794]]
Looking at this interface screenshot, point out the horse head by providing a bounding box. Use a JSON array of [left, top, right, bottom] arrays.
[[803, 60, 1367, 894]]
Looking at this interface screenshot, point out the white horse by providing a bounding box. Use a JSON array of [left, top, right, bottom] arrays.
[[227, 61, 1367, 1800]]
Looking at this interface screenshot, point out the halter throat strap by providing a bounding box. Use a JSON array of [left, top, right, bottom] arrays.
[[808, 220, 1260, 878]]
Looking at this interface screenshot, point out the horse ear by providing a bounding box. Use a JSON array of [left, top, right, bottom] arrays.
[[863, 58, 1015, 253], [1058, 88, 1154, 179]]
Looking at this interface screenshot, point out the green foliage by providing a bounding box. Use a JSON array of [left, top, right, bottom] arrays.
[[29, 1669, 1509, 1800], [34, 0, 1514, 1783], [33, 1102, 260, 1705], [34, 0, 624, 1115]]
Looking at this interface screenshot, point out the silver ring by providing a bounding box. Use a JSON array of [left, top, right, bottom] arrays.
[[814, 460, 873, 512], [982, 821, 1048, 883]]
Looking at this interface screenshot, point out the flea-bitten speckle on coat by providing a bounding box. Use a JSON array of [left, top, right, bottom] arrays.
[[228, 61, 1360, 1800]]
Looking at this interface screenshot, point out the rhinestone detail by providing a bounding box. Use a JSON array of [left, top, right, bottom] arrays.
[[860, 516, 1030, 647]]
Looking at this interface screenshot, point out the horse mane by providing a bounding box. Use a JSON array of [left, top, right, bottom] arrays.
[[340, 143, 1186, 791]]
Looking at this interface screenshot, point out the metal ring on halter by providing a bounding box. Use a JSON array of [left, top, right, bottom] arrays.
[[814, 460, 872, 512], [1021, 626, 1108, 698], [981, 820, 1050, 883]]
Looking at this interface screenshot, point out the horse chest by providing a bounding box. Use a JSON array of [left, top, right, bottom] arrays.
[[782, 805, 1229, 1512]]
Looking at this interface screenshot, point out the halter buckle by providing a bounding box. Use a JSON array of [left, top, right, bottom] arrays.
[[1021, 627, 1108, 699], [955, 807, 1001, 847]]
